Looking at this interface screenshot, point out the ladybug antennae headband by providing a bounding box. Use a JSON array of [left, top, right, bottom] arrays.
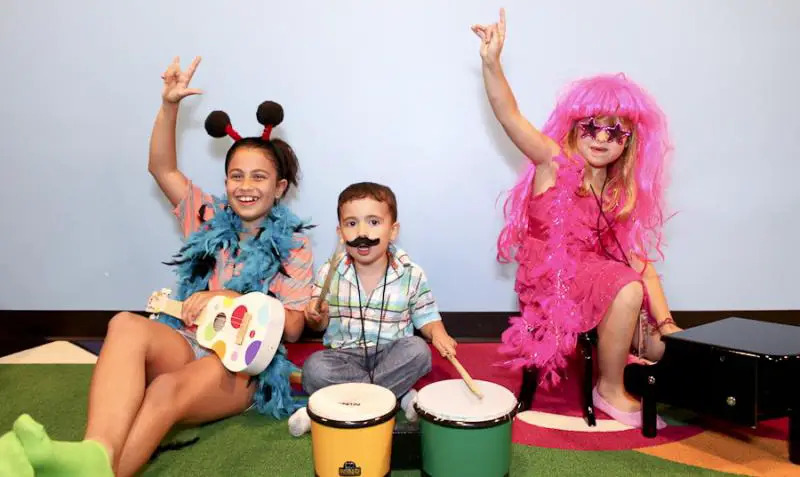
[[204, 100, 284, 142]]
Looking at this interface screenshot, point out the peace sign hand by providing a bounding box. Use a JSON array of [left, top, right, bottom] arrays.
[[161, 56, 203, 104], [470, 8, 507, 66]]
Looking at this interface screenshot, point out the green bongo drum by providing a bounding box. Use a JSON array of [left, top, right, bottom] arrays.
[[415, 379, 519, 477]]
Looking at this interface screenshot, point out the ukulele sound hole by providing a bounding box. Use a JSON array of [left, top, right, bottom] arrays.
[[213, 313, 226, 332]]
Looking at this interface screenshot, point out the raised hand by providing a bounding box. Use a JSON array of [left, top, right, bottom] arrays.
[[161, 56, 203, 104], [470, 8, 507, 65]]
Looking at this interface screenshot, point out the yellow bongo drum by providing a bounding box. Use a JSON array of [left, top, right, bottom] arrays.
[[307, 383, 399, 477]]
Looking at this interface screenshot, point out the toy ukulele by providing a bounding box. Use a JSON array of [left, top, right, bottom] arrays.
[[146, 289, 285, 375]]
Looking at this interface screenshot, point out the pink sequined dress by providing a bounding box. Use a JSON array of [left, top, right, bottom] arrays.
[[499, 152, 644, 386]]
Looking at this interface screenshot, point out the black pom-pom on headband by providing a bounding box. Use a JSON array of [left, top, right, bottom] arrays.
[[256, 101, 284, 140], [204, 100, 284, 142], [205, 111, 241, 141]]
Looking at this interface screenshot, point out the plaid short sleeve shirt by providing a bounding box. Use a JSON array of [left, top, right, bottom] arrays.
[[313, 245, 441, 349]]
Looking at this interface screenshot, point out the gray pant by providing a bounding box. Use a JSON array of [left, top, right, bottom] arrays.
[[302, 336, 432, 398]]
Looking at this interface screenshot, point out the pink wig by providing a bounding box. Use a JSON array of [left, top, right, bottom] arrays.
[[498, 73, 673, 264]]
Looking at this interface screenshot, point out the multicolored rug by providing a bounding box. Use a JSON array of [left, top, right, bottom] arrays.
[[1, 341, 796, 476], [435, 343, 796, 477]]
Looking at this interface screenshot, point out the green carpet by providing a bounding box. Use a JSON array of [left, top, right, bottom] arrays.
[[0, 365, 739, 476]]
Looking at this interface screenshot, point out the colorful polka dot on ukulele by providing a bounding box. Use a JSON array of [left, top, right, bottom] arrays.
[[203, 323, 216, 341], [245, 341, 261, 365], [231, 305, 247, 329], [249, 330, 255, 339], [258, 305, 271, 325], [212, 341, 226, 360]]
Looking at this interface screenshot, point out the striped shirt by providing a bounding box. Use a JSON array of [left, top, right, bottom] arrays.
[[313, 245, 441, 349], [174, 181, 314, 314]]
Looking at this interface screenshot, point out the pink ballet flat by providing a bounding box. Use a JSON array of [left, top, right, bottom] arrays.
[[592, 386, 667, 430]]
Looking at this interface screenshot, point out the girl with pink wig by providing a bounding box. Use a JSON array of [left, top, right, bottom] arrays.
[[472, 9, 681, 428]]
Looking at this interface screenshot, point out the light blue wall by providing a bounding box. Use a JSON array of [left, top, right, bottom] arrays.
[[1, 1, 798, 311]]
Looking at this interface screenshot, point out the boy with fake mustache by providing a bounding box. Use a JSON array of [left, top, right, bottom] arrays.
[[287, 182, 457, 436]]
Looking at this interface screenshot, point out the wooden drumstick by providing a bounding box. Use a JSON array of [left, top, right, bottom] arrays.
[[316, 243, 345, 313], [446, 355, 483, 399]]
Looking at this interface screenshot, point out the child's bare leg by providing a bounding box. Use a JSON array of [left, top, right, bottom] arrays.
[[115, 356, 255, 477], [84, 313, 194, 464], [631, 317, 684, 362], [596, 282, 643, 412], [7, 314, 194, 477]]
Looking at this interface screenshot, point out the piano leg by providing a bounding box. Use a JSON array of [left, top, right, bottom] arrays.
[[519, 366, 539, 411], [790, 402, 800, 464], [580, 333, 596, 427], [642, 372, 658, 438]]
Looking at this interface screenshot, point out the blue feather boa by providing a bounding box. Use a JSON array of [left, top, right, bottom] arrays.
[[156, 196, 310, 419]]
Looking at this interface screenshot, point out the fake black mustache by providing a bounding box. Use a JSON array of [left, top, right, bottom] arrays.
[[346, 236, 380, 248]]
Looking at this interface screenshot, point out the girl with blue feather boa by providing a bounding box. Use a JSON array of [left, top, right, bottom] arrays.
[[0, 57, 314, 477]]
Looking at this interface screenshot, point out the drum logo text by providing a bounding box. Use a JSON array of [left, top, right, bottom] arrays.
[[338, 460, 361, 476], [337, 401, 361, 407]]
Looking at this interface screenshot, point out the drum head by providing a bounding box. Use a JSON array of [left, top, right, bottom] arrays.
[[308, 383, 398, 427], [416, 379, 518, 424]]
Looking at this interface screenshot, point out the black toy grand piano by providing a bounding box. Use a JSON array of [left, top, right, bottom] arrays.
[[624, 317, 800, 464]]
